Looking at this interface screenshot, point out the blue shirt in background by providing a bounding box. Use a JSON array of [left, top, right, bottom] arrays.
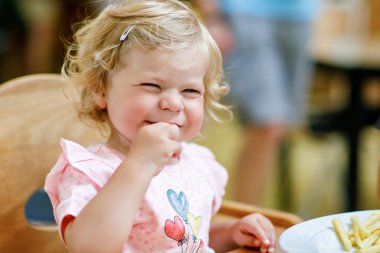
[[220, 0, 320, 21]]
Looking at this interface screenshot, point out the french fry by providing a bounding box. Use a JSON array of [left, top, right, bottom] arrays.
[[366, 213, 380, 227], [353, 219, 364, 249], [360, 231, 380, 249], [352, 215, 370, 238], [332, 218, 352, 250], [368, 223, 380, 234], [333, 213, 380, 252], [350, 236, 357, 247], [348, 213, 380, 237], [358, 244, 380, 253], [375, 235, 380, 245]]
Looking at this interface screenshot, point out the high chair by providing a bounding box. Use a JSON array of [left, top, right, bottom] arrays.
[[0, 74, 302, 253]]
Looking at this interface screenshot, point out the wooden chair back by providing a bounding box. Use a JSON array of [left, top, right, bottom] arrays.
[[0, 74, 105, 253]]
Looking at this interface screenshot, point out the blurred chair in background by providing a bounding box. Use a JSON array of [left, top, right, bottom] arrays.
[[192, 0, 320, 206]]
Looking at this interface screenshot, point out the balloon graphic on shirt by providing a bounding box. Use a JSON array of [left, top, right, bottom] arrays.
[[186, 212, 202, 238], [166, 189, 189, 221], [194, 239, 204, 253], [164, 215, 185, 242]]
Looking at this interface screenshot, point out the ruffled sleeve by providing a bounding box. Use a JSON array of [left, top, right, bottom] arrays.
[[44, 139, 117, 240], [189, 143, 229, 216]]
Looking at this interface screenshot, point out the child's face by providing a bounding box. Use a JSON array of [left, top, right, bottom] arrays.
[[98, 47, 206, 148]]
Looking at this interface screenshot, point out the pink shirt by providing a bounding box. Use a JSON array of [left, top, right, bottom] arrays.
[[44, 139, 228, 252]]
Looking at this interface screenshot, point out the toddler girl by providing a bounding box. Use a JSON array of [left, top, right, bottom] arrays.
[[44, 0, 276, 252]]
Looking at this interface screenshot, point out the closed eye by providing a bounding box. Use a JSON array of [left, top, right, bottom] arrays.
[[140, 83, 161, 89], [182, 88, 200, 94]]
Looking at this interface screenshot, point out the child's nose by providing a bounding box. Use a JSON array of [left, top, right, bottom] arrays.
[[159, 91, 184, 112]]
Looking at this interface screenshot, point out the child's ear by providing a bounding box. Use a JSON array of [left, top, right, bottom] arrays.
[[94, 94, 107, 109]]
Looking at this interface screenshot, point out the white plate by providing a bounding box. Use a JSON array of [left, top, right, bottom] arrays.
[[279, 210, 380, 253]]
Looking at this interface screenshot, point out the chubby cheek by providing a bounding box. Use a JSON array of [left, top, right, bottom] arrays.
[[107, 108, 134, 140], [107, 99, 150, 140], [182, 104, 204, 141]]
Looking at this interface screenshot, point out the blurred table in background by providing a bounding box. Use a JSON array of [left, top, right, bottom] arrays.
[[310, 0, 380, 211], [311, 36, 380, 211]]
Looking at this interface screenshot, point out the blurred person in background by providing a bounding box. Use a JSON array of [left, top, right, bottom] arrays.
[[0, 0, 26, 82], [15, 0, 63, 74], [192, 0, 320, 205], [0, 0, 103, 82]]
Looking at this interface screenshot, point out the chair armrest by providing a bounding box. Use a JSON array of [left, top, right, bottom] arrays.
[[219, 199, 303, 228]]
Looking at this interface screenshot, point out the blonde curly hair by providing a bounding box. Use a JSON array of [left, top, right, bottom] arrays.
[[62, 0, 231, 132]]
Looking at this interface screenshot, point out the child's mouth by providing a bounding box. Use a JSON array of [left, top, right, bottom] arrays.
[[145, 121, 182, 127]]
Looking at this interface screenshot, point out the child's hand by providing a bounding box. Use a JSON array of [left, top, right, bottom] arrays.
[[231, 213, 276, 253], [128, 122, 182, 175]]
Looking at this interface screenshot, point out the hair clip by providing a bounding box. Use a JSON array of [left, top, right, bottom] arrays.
[[119, 24, 136, 42], [94, 52, 102, 61]]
